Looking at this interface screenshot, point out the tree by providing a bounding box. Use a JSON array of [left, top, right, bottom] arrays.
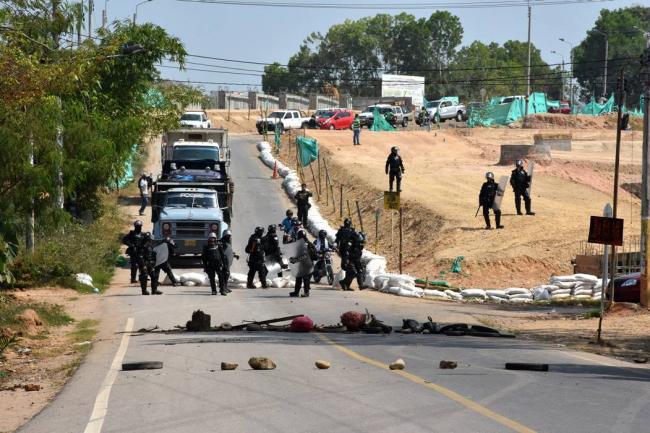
[[573, 6, 650, 105], [262, 62, 293, 94]]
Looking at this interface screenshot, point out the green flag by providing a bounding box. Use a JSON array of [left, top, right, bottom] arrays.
[[296, 136, 318, 167]]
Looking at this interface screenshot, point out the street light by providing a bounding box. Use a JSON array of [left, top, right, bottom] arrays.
[[592, 29, 609, 97], [559, 38, 575, 109], [550, 50, 565, 100], [133, 0, 153, 24]]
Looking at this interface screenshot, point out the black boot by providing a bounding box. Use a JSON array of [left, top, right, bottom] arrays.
[[495, 212, 504, 229], [525, 199, 535, 215], [289, 291, 299, 297], [140, 282, 150, 295]]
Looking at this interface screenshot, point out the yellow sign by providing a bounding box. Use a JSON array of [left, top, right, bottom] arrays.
[[383, 191, 400, 210]]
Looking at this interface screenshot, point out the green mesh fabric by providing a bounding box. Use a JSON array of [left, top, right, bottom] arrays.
[[370, 107, 396, 131]]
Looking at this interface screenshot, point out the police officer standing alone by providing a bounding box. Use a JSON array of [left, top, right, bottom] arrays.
[[245, 227, 268, 289], [385, 146, 405, 192], [202, 233, 227, 296], [140, 232, 163, 295], [122, 220, 145, 284], [340, 232, 367, 291], [294, 183, 313, 227], [510, 160, 535, 216], [479, 172, 504, 230]]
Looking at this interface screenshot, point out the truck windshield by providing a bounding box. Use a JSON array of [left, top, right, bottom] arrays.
[[172, 146, 219, 161], [426, 101, 440, 108], [165, 192, 217, 208], [181, 113, 201, 121], [268, 112, 284, 119]]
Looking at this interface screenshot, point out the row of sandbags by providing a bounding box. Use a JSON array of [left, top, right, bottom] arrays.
[[163, 271, 296, 289]]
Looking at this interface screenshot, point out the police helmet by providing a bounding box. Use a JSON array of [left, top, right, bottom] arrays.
[[296, 229, 307, 239], [516, 159, 524, 167], [208, 232, 218, 241], [143, 232, 152, 240], [318, 230, 327, 239], [254, 226, 264, 236], [286, 209, 293, 217], [222, 229, 232, 238], [357, 232, 366, 242], [485, 172, 494, 180], [134, 220, 143, 227], [343, 218, 352, 228], [391, 146, 399, 153], [267, 224, 277, 234]]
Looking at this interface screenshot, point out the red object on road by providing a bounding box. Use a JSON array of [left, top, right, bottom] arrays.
[[290, 315, 314, 332], [320, 109, 355, 130], [340, 310, 366, 331]]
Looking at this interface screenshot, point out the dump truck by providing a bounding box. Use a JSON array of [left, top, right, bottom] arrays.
[[152, 128, 234, 255]]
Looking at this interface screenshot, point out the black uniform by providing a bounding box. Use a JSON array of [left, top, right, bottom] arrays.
[[340, 235, 366, 290], [219, 238, 236, 292], [245, 234, 268, 288], [263, 231, 284, 277], [385, 153, 405, 192], [140, 241, 161, 295], [122, 229, 144, 283], [479, 180, 502, 229], [290, 240, 316, 297], [294, 189, 313, 226], [202, 241, 227, 295], [510, 167, 533, 215], [157, 238, 179, 286], [335, 226, 355, 267]]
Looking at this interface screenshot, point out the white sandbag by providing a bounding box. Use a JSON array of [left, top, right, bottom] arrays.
[[180, 272, 208, 286], [270, 277, 288, 288], [461, 288, 487, 298], [574, 273, 598, 283], [532, 286, 550, 300], [374, 276, 390, 291], [574, 295, 593, 300], [229, 273, 248, 283], [509, 297, 533, 304], [332, 270, 345, 289], [574, 288, 595, 296], [509, 293, 533, 300], [488, 295, 507, 303], [592, 293, 603, 300], [423, 289, 449, 299], [445, 290, 463, 300], [75, 273, 93, 287], [397, 288, 422, 298], [550, 275, 578, 283], [574, 282, 595, 292], [550, 288, 571, 296], [486, 289, 508, 298], [543, 284, 561, 292], [184, 281, 196, 287], [551, 293, 571, 300], [387, 286, 401, 295], [552, 281, 576, 290], [505, 288, 530, 296], [231, 282, 247, 289], [162, 272, 181, 285]]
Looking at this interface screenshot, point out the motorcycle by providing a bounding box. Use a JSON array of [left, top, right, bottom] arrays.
[[312, 249, 334, 285]]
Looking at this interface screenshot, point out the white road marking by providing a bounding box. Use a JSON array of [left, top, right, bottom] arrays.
[[83, 317, 134, 433]]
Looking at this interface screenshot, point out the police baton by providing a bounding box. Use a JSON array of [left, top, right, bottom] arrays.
[[474, 204, 481, 218]]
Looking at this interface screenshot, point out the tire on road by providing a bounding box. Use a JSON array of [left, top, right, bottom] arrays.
[[122, 361, 163, 371], [402, 118, 408, 128], [505, 363, 549, 372], [456, 111, 464, 122]]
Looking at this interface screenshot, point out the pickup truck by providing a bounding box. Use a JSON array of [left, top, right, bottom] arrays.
[[358, 104, 412, 128], [256, 110, 310, 134], [179, 111, 211, 129], [424, 99, 466, 123]]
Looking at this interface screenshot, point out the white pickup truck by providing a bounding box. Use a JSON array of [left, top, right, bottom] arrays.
[[425, 99, 467, 123], [256, 110, 310, 134]]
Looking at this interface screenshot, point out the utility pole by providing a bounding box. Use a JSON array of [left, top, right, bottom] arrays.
[[526, 3, 532, 96], [77, 1, 82, 46], [640, 36, 650, 308], [88, 0, 93, 38], [560, 38, 574, 110], [610, 70, 626, 300], [603, 35, 608, 97]]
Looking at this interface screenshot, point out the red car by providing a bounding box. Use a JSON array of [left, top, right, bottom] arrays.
[[607, 272, 641, 303], [549, 101, 571, 114], [319, 109, 355, 130]]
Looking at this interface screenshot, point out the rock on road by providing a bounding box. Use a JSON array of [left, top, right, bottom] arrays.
[[18, 134, 650, 433]]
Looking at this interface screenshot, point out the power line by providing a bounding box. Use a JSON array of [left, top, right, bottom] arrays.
[[176, 0, 613, 10]]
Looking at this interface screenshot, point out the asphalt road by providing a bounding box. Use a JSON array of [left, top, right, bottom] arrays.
[[19, 134, 650, 433]]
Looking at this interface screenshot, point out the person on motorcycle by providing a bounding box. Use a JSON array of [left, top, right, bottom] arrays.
[[340, 231, 366, 291], [290, 218, 302, 241], [315, 230, 330, 252], [313, 230, 334, 285]]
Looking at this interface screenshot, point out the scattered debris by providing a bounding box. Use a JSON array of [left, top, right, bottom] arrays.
[[315, 360, 331, 370], [186, 310, 211, 332], [633, 358, 648, 364], [137, 326, 160, 333], [290, 315, 314, 332], [362, 314, 392, 334], [340, 311, 367, 332], [505, 362, 549, 372], [122, 361, 164, 371], [248, 357, 276, 370], [246, 324, 263, 332], [389, 359, 406, 370], [221, 362, 238, 370], [231, 315, 303, 331], [23, 384, 41, 392], [439, 360, 458, 369], [220, 322, 232, 331], [73, 341, 91, 346]]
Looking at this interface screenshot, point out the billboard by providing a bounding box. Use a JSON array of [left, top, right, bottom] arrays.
[[381, 74, 425, 107]]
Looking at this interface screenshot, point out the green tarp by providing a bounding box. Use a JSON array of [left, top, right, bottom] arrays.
[[468, 93, 559, 127], [370, 107, 395, 131], [580, 94, 614, 115], [297, 136, 318, 167]]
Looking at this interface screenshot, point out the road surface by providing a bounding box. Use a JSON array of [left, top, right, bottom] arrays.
[[19, 134, 650, 433]]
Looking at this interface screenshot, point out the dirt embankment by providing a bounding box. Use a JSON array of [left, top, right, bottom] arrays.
[[297, 124, 642, 288]]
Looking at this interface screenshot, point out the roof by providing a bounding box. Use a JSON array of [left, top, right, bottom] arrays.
[[172, 141, 219, 147], [183, 111, 206, 114], [164, 187, 217, 194]]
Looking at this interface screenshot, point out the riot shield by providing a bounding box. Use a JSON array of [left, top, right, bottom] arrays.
[[153, 242, 169, 267], [288, 239, 314, 278]]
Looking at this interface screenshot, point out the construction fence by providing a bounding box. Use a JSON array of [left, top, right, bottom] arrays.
[[209, 90, 352, 111]]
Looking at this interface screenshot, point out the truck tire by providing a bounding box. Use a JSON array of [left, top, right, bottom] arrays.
[[456, 111, 464, 122], [402, 118, 408, 128], [329, 124, 335, 130], [301, 121, 309, 129]]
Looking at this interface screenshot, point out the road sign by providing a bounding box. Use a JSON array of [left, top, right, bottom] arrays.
[[588, 216, 624, 246], [384, 191, 400, 210]]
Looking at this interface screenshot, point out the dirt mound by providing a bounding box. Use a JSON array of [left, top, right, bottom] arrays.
[[206, 109, 259, 134], [16, 309, 43, 334], [519, 113, 643, 131]]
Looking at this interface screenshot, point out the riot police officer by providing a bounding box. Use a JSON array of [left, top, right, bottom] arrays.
[[202, 233, 227, 295], [335, 218, 355, 267], [245, 226, 268, 288], [385, 146, 405, 192], [510, 160, 535, 216], [289, 230, 315, 298], [479, 172, 504, 230], [340, 231, 366, 291], [263, 224, 286, 278], [122, 220, 145, 284], [294, 183, 313, 227], [219, 229, 238, 293], [158, 237, 180, 286], [140, 232, 163, 295]]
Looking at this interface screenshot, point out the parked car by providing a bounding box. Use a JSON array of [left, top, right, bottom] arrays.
[[358, 104, 411, 128], [425, 99, 466, 123], [256, 110, 310, 134], [549, 101, 571, 114], [319, 109, 355, 130], [180, 111, 211, 129], [607, 272, 640, 303], [308, 109, 338, 128]]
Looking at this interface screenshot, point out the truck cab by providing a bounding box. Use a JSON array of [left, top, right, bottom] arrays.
[[152, 188, 228, 256]]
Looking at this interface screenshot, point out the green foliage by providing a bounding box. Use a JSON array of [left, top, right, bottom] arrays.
[[262, 62, 293, 93], [573, 6, 650, 104], [0, 294, 72, 329]]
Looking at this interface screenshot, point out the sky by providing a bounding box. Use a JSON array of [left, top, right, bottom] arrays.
[[97, 0, 644, 91]]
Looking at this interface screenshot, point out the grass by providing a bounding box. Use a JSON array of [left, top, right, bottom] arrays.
[[582, 310, 601, 319], [0, 294, 72, 329], [68, 319, 98, 354]]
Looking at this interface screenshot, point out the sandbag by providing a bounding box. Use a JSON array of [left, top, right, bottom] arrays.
[[509, 293, 533, 300], [374, 276, 390, 291], [574, 295, 593, 300], [550, 288, 571, 296], [486, 289, 508, 298], [423, 289, 448, 298], [461, 288, 487, 298], [574, 288, 594, 296], [445, 290, 463, 300], [162, 272, 181, 285], [387, 286, 401, 295], [229, 273, 248, 283], [509, 298, 533, 304], [488, 295, 507, 303], [505, 288, 530, 296], [397, 288, 422, 298], [552, 281, 576, 290], [180, 272, 208, 286], [270, 277, 288, 288], [574, 273, 598, 283], [551, 293, 571, 300], [550, 275, 578, 283], [532, 286, 550, 300]]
